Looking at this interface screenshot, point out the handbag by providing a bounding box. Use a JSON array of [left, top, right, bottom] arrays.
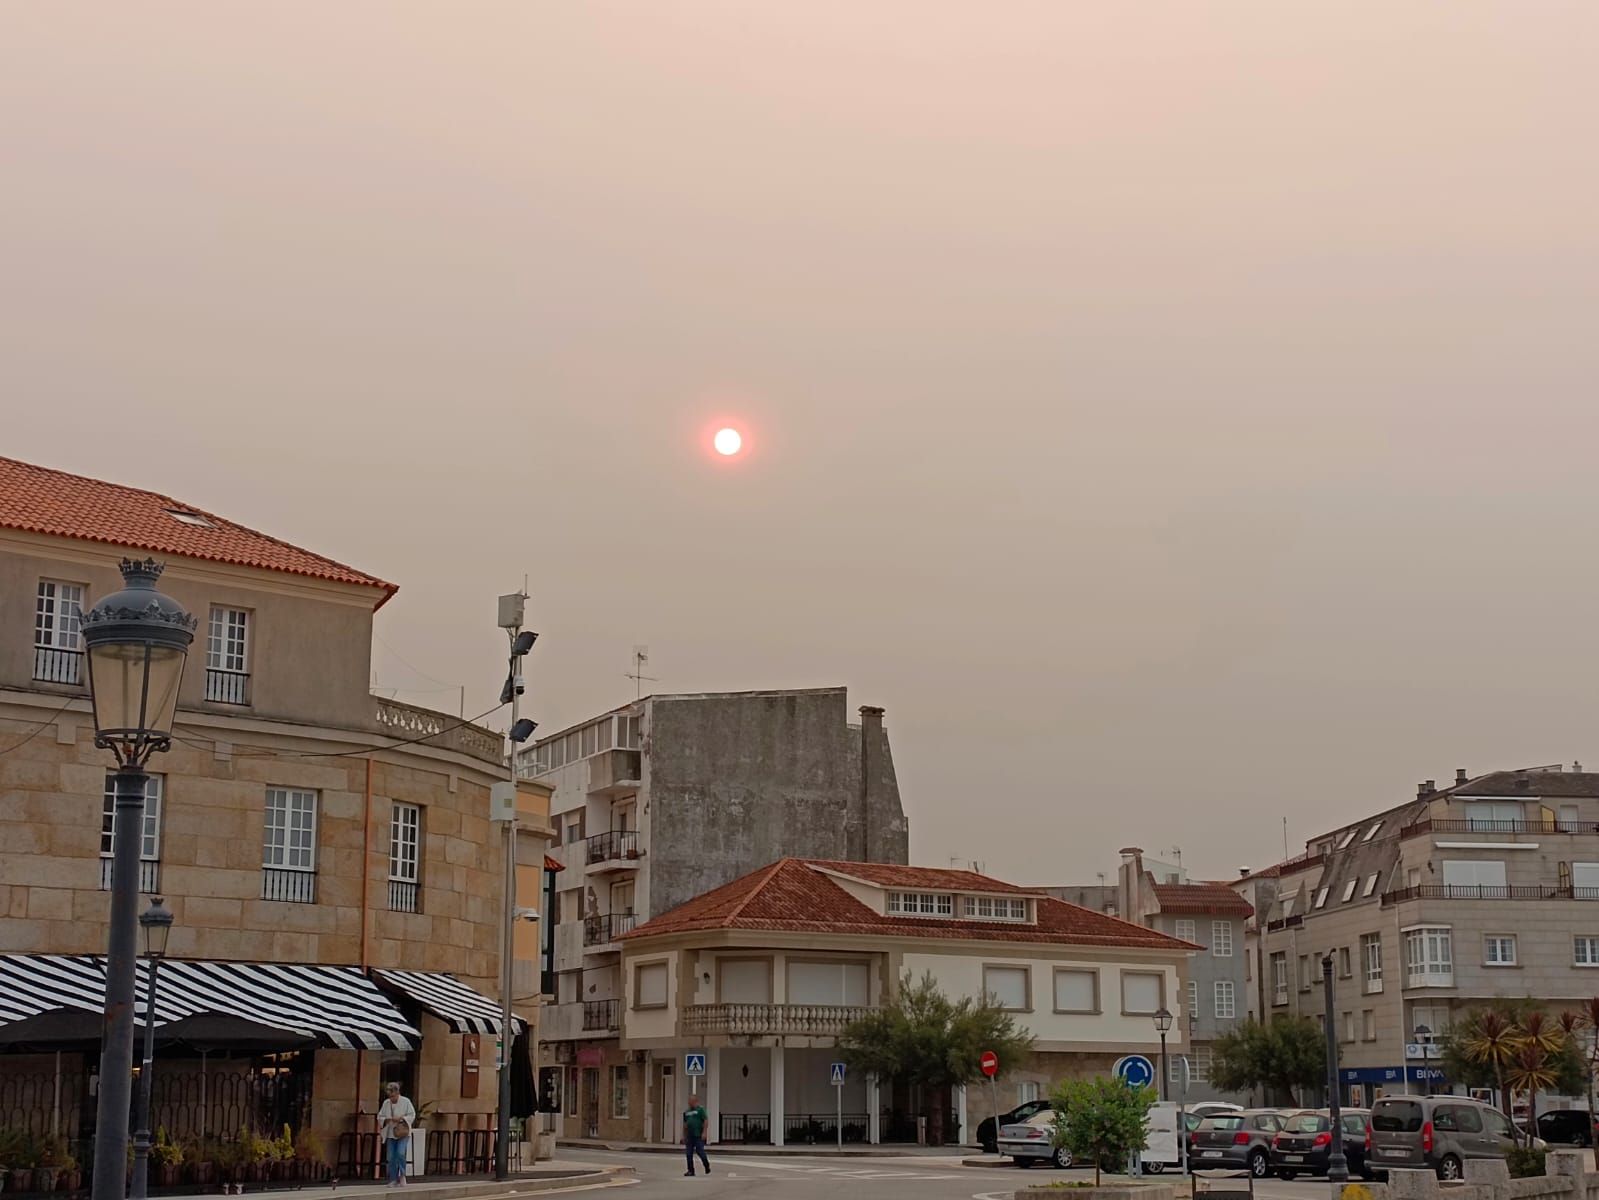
[[390, 1119, 411, 1140]]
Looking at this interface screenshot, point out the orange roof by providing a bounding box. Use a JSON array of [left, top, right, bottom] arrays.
[[0, 457, 397, 607], [622, 858, 1194, 949], [1150, 880, 1254, 918]]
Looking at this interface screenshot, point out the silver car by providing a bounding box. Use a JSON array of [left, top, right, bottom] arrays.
[[1368, 1096, 1539, 1180], [1000, 1109, 1074, 1169]]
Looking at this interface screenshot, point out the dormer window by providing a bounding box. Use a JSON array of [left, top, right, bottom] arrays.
[[887, 891, 953, 917], [964, 895, 1029, 922]]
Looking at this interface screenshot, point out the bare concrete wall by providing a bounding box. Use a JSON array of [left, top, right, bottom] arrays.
[[644, 688, 909, 917]]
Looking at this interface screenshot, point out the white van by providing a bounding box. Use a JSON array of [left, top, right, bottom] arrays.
[[1140, 1103, 1182, 1173]]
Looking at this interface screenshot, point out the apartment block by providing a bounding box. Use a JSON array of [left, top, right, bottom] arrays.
[[1241, 764, 1599, 1107], [515, 686, 909, 1139]]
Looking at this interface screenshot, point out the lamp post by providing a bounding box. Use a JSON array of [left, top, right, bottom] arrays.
[[1153, 1007, 1173, 1101], [131, 897, 174, 1200], [1413, 1025, 1433, 1097], [1321, 954, 1349, 1184], [493, 594, 539, 1182], [81, 559, 195, 1200]]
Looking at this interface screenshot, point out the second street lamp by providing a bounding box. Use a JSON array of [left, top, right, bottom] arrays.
[[1322, 954, 1349, 1183], [1153, 1007, 1173, 1101], [131, 897, 174, 1200], [81, 559, 195, 1200]]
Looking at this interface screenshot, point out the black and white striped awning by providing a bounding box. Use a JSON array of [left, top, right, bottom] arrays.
[[0, 955, 420, 1051], [371, 970, 526, 1036]]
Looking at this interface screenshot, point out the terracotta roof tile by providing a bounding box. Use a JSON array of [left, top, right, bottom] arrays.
[[1150, 880, 1254, 918], [0, 457, 396, 606], [622, 859, 1194, 950]]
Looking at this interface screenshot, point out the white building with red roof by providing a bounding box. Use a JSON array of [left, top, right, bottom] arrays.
[[606, 857, 1196, 1148]]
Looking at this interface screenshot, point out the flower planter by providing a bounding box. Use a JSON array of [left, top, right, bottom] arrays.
[[10, 1170, 35, 1194], [156, 1164, 182, 1188], [34, 1169, 59, 1194], [1016, 1183, 1177, 1200], [186, 1162, 215, 1187], [56, 1170, 82, 1192]]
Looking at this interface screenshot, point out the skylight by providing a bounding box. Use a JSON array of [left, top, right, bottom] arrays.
[[165, 508, 214, 527], [1335, 829, 1359, 851], [1362, 821, 1383, 843], [1362, 873, 1380, 897]]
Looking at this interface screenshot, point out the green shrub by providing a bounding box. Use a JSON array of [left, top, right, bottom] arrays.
[[1507, 1147, 1546, 1178]]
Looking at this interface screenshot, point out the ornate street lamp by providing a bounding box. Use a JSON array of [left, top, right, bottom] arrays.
[[132, 897, 174, 1200], [82, 560, 195, 1200], [1153, 1007, 1173, 1101]]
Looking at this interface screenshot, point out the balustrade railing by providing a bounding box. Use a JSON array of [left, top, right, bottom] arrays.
[[682, 1003, 872, 1037]]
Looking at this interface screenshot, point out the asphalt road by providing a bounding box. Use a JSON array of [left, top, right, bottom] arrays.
[[563, 1148, 1355, 1200]]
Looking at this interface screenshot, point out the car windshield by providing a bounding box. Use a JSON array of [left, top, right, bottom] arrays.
[[1204, 1117, 1245, 1131], [1371, 1102, 1423, 1133], [1285, 1114, 1330, 1134]]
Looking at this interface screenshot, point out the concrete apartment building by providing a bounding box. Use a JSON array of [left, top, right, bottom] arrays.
[[516, 686, 909, 1139], [0, 456, 550, 1175], [614, 858, 1196, 1146], [1111, 849, 1252, 1102], [1241, 764, 1599, 1107]]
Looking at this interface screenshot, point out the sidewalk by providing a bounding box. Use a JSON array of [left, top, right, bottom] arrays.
[[557, 1138, 970, 1159], [238, 1164, 633, 1200]]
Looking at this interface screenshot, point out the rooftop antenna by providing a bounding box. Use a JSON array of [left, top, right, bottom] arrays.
[[1282, 816, 1289, 860], [625, 645, 658, 700]]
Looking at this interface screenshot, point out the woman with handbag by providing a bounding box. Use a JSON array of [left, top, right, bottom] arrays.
[[378, 1082, 417, 1186]]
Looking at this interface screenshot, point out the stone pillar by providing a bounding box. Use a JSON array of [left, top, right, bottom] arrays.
[[867, 1076, 880, 1145], [706, 1047, 721, 1146], [1385, 1167, 1440, 1200], [770, 1042, 786, 1147]]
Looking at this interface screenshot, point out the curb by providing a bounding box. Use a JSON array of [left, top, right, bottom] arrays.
[[556, 1140, 967, 1160]]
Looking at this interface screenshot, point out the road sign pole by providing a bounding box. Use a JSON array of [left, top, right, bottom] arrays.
[[990, 1077, 1000, 1158], [836, 1081, 842, 1150]]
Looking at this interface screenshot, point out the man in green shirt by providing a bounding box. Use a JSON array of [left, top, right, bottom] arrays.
[[683, 1094, 710, 1176]]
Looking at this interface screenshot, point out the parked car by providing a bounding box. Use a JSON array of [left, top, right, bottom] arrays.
[[999, 1108, 1073, 1169], [1368, 1096, 1541, 1180], [1190, 1110, 1289, 1178], [980, 1099, 1051, 1153], [1270, 1109, 1372, 1179], [1188, 1102, 1245, 1119], [1536, 1110, 1598, 1147]]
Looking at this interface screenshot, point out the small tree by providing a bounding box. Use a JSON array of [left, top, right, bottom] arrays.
[[1449, 1009, 1526, 1139], [1577, 1000, 1599, 1169], [1051, 1076, 1155, 1186], [1210, 1017, 1326, 1104], [839, 971, 1034, 1145]]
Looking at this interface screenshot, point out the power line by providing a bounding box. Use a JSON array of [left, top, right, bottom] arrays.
[[0, 698, 80, 758]]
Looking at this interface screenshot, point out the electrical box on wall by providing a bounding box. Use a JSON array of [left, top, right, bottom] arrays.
[[490, 781, 517, 822]]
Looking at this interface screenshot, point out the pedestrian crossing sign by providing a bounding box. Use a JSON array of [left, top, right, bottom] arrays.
[[830, 1061, 846, 1086], [685, 1053, 706, 1076]]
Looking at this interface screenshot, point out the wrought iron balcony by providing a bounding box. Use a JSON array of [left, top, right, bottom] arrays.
[[582, 999, 620, 1032], [1382, 883, 1599, 906], [33, 646, 83, 685], [262, 866, 317, 904], [583, 912, 638, 946], [586, 829, 640, 867], [682, 1003, 873, 1038], [99, 858, 160, 894], [205, 667, 251, 705], [389, 879, 420, 913]]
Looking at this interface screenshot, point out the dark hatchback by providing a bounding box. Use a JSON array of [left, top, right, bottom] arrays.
[[1537, 1110, 1598, 1147], [1270, 1109, 1371, 1179], [1190, 1110, 1288, 1178], [978, 1100, 1050, 1153]]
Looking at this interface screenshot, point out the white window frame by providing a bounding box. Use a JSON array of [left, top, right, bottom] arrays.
[[1016, 1081, 1040, 1103], [1483, 934, 1517, 966], [35, 579, 85, 651], [1174, 919, 1196, 942], [1211, 921, 1233, 957], [1336, 828, 1359, 850], [101, 772, 163, 861], [1172, 1047, 1211, 1084], [887, 891, 954, 917], [207, 606, 250, 672], [1270, 952, 1289, 1006], [1362, 933, 1383, 993], [1314, 887, 1330, 909], [983, 964, 1031, 1012], [1404, 925, 1454, 987], [1576, 936, 1599, 967], [1341, 879, 1358, 903], [1362, 821, 1383, 843], [1187, 978, 1198, 1018], [1214, 980, 1235, 1019], [389, 802, 421, 883], [963, 895, 1028, 921], [1363, 873, 1380, 898], [263, 787, 318, 872]]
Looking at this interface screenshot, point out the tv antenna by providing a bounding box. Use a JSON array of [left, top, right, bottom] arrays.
[[625, 645, 658, 699]]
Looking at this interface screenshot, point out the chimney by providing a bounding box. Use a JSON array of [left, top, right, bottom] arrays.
[[1239, 867, 1250, 878], [1575, 761, 1584, 774], [1456, 768, 1468, 786], [1516, 775, 1531, 791], [1425, 780, 1436, 794], [1417, 781, 1433, 799], [1118, 847, 1146, 927], [857, 706, 885, 861]]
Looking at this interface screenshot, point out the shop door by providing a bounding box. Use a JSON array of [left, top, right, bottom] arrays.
[[582, 1067, 600, 1137]]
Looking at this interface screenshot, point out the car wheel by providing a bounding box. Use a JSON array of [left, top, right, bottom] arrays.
[[1249, 1150, 1269, 1178], [1142, 1160, 1165, 1175], [1437, 1155, 1463, 1181], [1054, 1148, 1074, 1169]]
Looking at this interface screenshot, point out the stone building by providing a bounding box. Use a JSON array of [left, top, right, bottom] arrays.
[[515, 686, 909, 1140], [0, 455, 551, 1177]]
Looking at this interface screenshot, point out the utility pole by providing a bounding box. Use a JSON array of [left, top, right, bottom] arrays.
[[494, 593, 539, 1182], [1322, 954, 1349, 1185]]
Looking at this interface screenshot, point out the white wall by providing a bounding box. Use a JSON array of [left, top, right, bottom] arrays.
[[900, 952, 1183, 1048]]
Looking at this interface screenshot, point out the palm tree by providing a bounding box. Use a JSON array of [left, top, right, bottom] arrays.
[[1460, 1009, 1526, 1139], [1513, 1012, 1568, 1132], [1577, 1000, 1599, 1167]]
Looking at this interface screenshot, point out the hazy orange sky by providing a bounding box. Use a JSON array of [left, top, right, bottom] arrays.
[[5, 4, 1598, 884]]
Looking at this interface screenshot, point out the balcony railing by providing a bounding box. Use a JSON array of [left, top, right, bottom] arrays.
[[33, 646, 83, 685], [1382, 884, 1599, 906], [374, 697, 503, 766], [205, 668, 251, 705], [100, 858, 160, 894], [583, 912, 638, 946], [586, 829, 640, 866], [389, 878, 420, 913], [1403, 817, 1599, 837], [683, 1003, 873, 1038], [262, 867, 317, 903], [582, 999, 619, 1032]]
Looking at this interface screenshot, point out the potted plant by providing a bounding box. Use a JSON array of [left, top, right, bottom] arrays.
[[292, 1129, 328, 1183], [266, 1128, 293, 1181], [50, 1140, 81, 1192], [408, 1102, 433, 1181], [212, 1137, 245, 1190], [182, 1139, 215, 1187], [34, 1135, 69, 1193], [151, 1129, 184, 1188]]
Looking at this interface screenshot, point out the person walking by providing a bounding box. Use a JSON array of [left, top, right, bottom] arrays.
[[683, 1093, 710, 1177], [378, 1081, 417, 1187]]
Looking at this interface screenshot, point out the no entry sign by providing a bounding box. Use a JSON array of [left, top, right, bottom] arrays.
[[979, 1050, 999, 1078]]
